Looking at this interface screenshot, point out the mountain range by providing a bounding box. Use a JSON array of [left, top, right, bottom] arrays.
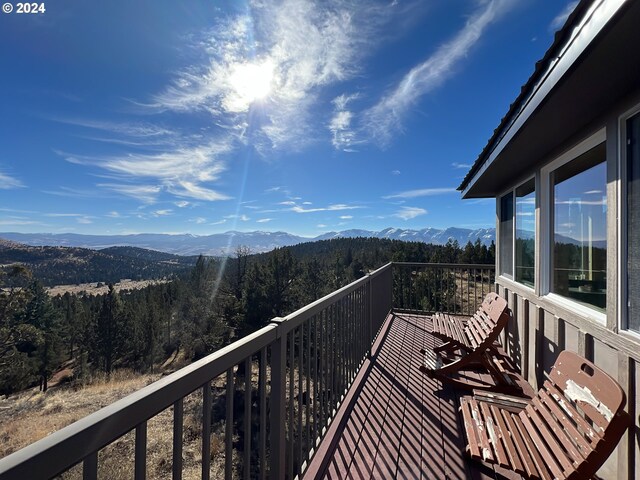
[[0, 227, 496, 256]]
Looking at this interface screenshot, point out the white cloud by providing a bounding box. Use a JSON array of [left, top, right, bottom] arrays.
[[550, 1, 578, 31], [152, 0, 377, 151], [175, 201, 190, 208], [391, 170, 401, 176], [106, 211, 120, 218], [364, 0, 515, 146], [153, 209, 173, 216], [383, 187, 457, 199], [339, 215, 353, 220], [60, 141, 232, 203], [291, 203, 363, 213], [451, 162, 472, 169], [211, 219, 227, 225], [191, 217, 207, 224], [98, 184, 161, 204], [0, 171, 24, 189], [77, 216, 93, 224], [317, 224, 327, 228], [393, 206, 427, 220], [330, 93, 361, 151], [257, 218, 273, 223]]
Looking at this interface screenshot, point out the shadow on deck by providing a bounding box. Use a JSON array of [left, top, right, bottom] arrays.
[[305, 312, 529, 480]]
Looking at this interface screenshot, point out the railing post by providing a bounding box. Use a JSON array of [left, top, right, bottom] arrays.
[[367, 273, 372, 358], [269, 317, 286, 480]]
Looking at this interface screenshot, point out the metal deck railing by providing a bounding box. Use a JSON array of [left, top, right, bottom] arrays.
[[0, 262, 494, 480]]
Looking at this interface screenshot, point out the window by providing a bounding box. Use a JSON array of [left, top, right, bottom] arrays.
[[627, 113, 640, 332], [551, 142, 606, 311], [515, 179, 535, 287], [499, 192, 513, 277]]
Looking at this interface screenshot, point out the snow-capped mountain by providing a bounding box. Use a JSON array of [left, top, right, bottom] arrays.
[[0, 227, 496, 256]]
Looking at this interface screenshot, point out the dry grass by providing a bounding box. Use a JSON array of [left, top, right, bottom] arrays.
[[0, 367, 254, 479], [0, 370, 159, 461], [46, 279, 169, 297]]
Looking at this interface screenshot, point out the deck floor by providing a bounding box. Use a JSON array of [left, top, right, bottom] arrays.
[[305, 312, 527, 480]]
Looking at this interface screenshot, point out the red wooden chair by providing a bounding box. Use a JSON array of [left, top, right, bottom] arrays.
[[460, 350, 632, 479], [420, 292, 517, 392]]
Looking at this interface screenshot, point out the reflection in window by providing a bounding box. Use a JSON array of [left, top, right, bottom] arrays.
[[515, 179, 535, 288], [500, 193, 513, 277], [628, 113, 640, 332], [552, 142, 606, 311]]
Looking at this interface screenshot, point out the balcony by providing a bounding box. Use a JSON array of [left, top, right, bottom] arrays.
[[0, 262, 501, 479]]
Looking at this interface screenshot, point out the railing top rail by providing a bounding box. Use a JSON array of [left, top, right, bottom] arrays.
[[0, 323, 278, 480], [391, 262, 495, 270]]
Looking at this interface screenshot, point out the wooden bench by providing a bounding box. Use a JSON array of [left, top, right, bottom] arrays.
[[421, 293, 518, 393], [460, 351, 632, 479]]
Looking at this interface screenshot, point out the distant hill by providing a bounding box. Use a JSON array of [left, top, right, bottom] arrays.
[[0, 227, 497, 256], [0, 242, 198, 287]]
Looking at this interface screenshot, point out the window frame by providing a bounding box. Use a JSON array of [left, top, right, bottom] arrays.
[[497, 176, 536, 291], [619, 103, 640, 337], [540, 128, 607, 323]]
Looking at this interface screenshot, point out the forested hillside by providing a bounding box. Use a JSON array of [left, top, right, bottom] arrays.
[[0, 237, 493, 395], [0, 242, 198, 286]]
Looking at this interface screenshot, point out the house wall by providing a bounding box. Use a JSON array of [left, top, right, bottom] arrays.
[[494, 88, 640, 480]]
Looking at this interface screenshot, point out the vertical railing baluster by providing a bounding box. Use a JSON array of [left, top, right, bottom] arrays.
[[83, 451, 98, 480], [202, 382, 212, 480], [135, 422, 147, 480], [297, 325, 303, 475], [259, 347, 267, 480], [319, 310, 324, 433], [244, 357, 251, 480], [225, 368, 234, 480], [305, 319, 311, 463], [270, 328, 286, 480], [288, 330, 294, 479], [313, 314, 318, 447], [173, 398, 183, 480], [331, 303, 337, 415]]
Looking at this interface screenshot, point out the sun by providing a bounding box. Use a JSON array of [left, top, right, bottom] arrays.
[[229, 60, 274, 106]]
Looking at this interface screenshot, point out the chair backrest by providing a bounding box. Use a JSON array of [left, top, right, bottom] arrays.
[[463, 293, 509, 350], [521, 351, 630, 479]]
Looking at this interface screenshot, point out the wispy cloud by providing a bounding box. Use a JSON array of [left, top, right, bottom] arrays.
[[0, 171, 24, 189], [550, 1, 578, 31], [59, 141, 232, 203], [153, 209, 173, 216], [97, 184, 161, 204], [394, 206, 427, 220], [383, 187, 457, 199], [257, 218, 273, 223], [330, 93, 361, 151], [191, 217, 207, 224], [291, 203, 363, 213], [175, 201, 190, 208], [451, 162, 471, 169], [339, 215, 353, 219], [151, 0, 385, 151], [391, 170, 401, 176], [364, 0, 515, 146]]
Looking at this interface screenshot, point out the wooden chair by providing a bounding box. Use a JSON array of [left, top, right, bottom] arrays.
[[460, 351, 632, 479], [420, 292, 517, 392]]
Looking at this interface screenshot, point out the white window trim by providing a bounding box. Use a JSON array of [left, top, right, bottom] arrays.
[[618, 103, 640, 337], [497, 189, 514, 281], [540, 127, 607, 322], [497, 177, 536, 292]]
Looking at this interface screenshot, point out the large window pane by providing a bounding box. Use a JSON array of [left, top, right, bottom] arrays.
[[552, 142, 606, 311], [500, 193, 513, 277], [515, 179, 535, 287], [628, 113, 640, 332]]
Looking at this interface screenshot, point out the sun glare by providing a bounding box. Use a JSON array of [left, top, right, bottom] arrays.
[[229, 60, 274, 106]]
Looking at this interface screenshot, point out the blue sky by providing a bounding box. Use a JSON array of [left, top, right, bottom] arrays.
[[0, 0, 578, 237]]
